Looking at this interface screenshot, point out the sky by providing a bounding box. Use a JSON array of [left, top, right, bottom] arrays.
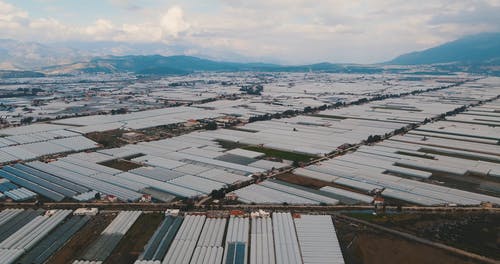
[[1, 0, 500, 64]]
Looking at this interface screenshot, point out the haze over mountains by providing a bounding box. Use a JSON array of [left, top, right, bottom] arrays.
[[1, 33, 499, 76], [389, 32, 500, 65]]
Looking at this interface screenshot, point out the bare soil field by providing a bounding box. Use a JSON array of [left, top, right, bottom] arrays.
[[100, 159, 143, 171], [343, 212, 500, 261], [104, 213, 164, 264], [275, 172, 331, 189], [47, 213, 116, 264], [335, 218, 485, 264]]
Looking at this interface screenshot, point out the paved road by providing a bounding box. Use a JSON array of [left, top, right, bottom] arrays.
[[1, 201, 499, 212]]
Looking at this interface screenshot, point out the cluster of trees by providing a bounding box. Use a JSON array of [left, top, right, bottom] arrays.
[[248, 110, 299, 123], [305, 104, 329, 111], [239, 84, 263, 95], [168, 81, 197, 87], [365, 134, 382, 143], [110, 108, 127, 115], [20, 116, 34, 124], [303, 106, 314, 113], [248, 114, 272, 123], [204, 121, 218, 130], [446, 106, 467, 116], [351, 97, 369, 105], [248, 103, 340, 123], [209, 179, 257, 200], [199, 98, 218, 104], [393, 127, 407, 135], [210, 188, 226, 199]]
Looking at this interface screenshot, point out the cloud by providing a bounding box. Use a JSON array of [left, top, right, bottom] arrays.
[[0, 1, 29, 29], [85, 19, 115, 37], [160, 6, 190, 38], [429, 2, 500, 30], [0, 1, 190, 43], [0, 0, 499, 63]]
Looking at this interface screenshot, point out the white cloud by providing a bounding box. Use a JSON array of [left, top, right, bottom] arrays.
[[0, 0, 499, 63], [160, 6, 190, 38], [0, 1, 29, 29], [85, 19, 114, 37], [119, 23, 163, 42]]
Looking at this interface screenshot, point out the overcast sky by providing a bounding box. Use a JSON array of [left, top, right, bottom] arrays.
[[1, 0, 499, 64]]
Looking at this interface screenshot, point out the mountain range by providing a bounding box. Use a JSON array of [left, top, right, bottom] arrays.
[[0, 32, 499, 76], [389, 32, 500, 65]]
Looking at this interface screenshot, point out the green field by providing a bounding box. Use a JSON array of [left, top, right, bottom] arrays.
[[99, 159, 143, 171], [215, 139, 317, 162], [311, 114, 347, 119], [242, 145, 317, 162]]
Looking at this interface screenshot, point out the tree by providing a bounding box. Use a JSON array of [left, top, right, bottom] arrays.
[[210, 188, 226, 199], [239, 84, 264, 95], [21, 116, 34, 124], [205, 121, 218, 130], [184, 199, 195, 211], [111, 108, 127, 115], [366, 134, 382, 143]]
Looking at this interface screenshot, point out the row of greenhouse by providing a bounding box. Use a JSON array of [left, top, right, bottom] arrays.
[[287, 99, 500, 206], [135, 212, 344, 264], [1, 78, 498, 207], [0, 208, 346, 264], [0, 130, 292, 203]]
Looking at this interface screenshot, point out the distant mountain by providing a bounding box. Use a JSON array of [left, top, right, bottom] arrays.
[[0, 39, 82, 70], [42, 55, 282, 75], [389, 33, 500, 65], [2, 33, 500, 76], [0, 39, 265, 71], [0, 38, 387, 75], [42, 55, 387, 75]]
